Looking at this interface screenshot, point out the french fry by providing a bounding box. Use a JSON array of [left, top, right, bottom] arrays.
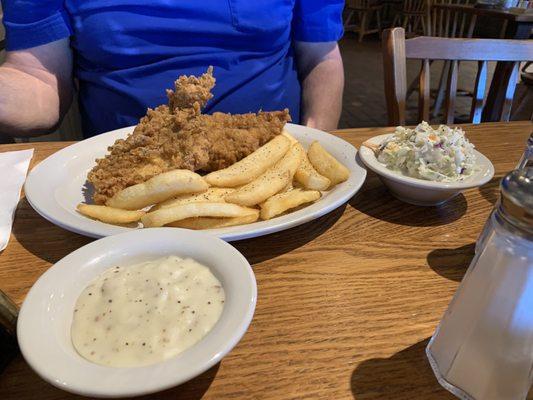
[[204, 135, 290, 187], [307, 141, 350, 186], [260, 189, 321, 220], [280, 181, 293, 193], [106, 169, 208, 210], [77, 204, 145, 224], [281, 129, 298, 145], [166, 211, 259, 229], [153, 187, 235, 211], [141, 202, 258, 228], [293, 142, 331, 191], [224, 144, 303, 206]]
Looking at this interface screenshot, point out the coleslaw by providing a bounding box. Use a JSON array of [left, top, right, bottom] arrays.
[[377, 122, 476, 182]]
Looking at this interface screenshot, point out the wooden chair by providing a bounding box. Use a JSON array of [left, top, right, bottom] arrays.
[[391, 0, 429, 36], [428, 0, 479, 118], [429, 0, 477, 38], [382, 27, 533, 125], [512, 62, 533, 121], [344, 0, 384, 42]]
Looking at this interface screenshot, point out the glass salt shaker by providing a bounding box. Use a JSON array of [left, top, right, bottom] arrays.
[[476, 134, 533, 254], [427, 167, 533, 400], [516, 133, 533, 170]]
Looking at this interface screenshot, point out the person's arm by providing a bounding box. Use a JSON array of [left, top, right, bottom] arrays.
[[294, 41, 344, 131], [0, 38, 73, 138]]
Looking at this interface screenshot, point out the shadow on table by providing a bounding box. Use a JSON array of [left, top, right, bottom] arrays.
[[350, 338, 454, 400], [348, 179, 468, 227], [0, 354, 220, 400], [478, 176, 502, 206], [138, 362, 220, 400], [12, 198, 92, 264], [426, 243, 475, 282], [233, 204, 346, 264]]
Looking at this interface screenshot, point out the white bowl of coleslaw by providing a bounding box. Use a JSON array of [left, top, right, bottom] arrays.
[[359, 123, 494, 206]]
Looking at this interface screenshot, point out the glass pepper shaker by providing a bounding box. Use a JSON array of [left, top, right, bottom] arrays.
[[427, 167, 533, 400]]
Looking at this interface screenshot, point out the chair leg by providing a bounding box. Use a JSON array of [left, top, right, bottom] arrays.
[[391, 14, 399, 28], [343, 10, 355, 30], [359, 11, 369, 42], [406, 72, 420, 101], [433, 61, 451, 119], [510, 86, 533, 121], [412, 16, 421, 34], [408, 60, 436, 101], [420, 16, 427, 36], [402, 15, 409, 29]]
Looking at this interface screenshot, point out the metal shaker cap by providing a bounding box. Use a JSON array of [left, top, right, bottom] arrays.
[[500, 167, 533, 234], [516, 133, 533, 169]]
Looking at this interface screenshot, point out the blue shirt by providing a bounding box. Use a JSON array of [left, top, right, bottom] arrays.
[[2, 1, 343, 137]]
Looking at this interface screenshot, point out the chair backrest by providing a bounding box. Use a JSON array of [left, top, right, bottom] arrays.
[[401, 0, 427, 13], [382, 27, 533, 125], [346, 0, 380, 9], [429, 1, 478, 38]]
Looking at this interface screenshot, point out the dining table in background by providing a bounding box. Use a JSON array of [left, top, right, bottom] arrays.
[[0, 120, 531, 400]]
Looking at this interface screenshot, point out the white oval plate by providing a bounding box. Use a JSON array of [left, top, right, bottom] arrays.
[[24, 123, 366, 241], [17, 228, 256, 398]]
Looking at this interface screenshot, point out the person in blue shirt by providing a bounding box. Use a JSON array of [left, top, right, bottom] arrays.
[[0, 1, 344, 140]]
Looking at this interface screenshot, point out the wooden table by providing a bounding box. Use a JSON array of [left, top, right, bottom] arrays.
[[0, 121, 531, 400]]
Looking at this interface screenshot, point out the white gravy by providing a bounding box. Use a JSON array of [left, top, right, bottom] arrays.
[[71, 256, 225, 367]]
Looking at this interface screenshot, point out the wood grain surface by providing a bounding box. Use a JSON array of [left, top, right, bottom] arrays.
[[0, 121, 531, 400]]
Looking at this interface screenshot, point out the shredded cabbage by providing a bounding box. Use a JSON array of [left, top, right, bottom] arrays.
[[377, 122, 476, 182]]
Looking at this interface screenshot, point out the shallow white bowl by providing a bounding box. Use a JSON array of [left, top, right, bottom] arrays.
[[359, 134, 495, 206], [17, 228, 256, 398]]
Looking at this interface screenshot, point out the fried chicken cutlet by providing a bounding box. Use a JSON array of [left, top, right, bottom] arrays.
[[88, 67, 291, 205]]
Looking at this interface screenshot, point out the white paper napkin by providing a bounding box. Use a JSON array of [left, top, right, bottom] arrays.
[[0, 149, 34, 251]]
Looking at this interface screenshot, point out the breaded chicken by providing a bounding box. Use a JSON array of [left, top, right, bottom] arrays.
[[88, 67, 291, 205]]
